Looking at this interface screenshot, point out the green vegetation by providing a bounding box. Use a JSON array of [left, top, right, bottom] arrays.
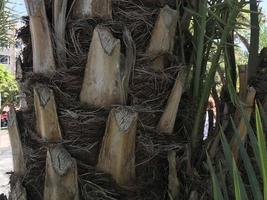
[[0, 0, 14, 47], [191, 0, 246, 150], [0, 0, 17, 108], [189, 1, 267, 198], [235, 7, 267, 65], [208, 104, 267, 200], [260, 25, 267, 49], [0, 64, 18, 106]]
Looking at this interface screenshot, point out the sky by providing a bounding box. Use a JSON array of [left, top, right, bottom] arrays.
[[8, 0, 27, 16], [262, 0, 267, 15]]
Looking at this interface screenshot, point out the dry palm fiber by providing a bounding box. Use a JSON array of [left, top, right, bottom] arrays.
[[15, 0, 208, 199]]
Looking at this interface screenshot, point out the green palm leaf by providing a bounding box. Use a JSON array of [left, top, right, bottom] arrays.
[[255, 104, 267, 199]]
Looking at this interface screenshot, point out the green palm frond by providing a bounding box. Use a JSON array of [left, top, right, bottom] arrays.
[[208, 103, 267, 200]]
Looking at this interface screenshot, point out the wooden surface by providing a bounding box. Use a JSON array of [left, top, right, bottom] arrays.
[[44, 145, 79, 200], [97, 107, 138, 187], [238, 65, 248, 101], [25, 0, 56, 74], [168, 151, 179, 199], [237, 87, 256, 140], [8, 107, 26, 177], [231, 87, 256, 159], [158, 69, 186, 134], [80, 26, 125, 108], [121, 28, 136, 103], [234, 65, 248, 125], [72, 0, 112, 19], [34, 86, 62, 141], [54, 0, 67, 66], [147, 5, 178, 71]]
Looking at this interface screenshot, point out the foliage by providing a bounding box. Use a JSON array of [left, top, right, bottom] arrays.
[[235, 6, 267, 65], [236, 23, 267, 66], [0, 64, 18, 105], [191, 0, 246, 149], [0, 0, 15, 47], [208, 104, 267, 200], [260, 25, 267, 49]]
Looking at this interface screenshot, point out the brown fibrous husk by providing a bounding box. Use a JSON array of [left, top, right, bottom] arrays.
[[15, 0, 210, 199]]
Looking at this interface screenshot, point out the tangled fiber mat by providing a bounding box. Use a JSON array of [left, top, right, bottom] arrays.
[[15, 0, 209, 199]]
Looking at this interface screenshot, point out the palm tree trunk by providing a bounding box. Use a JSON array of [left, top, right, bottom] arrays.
[[13, 0, 198, 199]]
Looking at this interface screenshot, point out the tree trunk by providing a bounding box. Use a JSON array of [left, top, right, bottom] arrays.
[[15, 0, 205, 199]]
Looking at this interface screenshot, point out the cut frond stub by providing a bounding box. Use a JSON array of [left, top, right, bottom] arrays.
[[168, 151, 179, 199], [238, 65, 248, 101], [231, 87, 256, 159], [44, 145, 79, 200], [234, 65, 248, 125], [158, 68, 186, 134], [72, 0, 112, 19], [80, 26, 125, 108], [53, 0, 68, 66], [25, 0, 56, 74], [34, 85, 62, 141], [146, 5, 178, 71], [97, 107, 138, 187], [8, 106, 26, 177]]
